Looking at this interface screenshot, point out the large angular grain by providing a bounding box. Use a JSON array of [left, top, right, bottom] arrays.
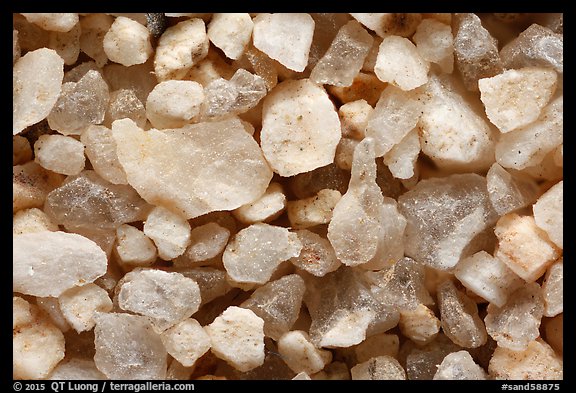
[[13, 231, 107, 297], [398, 173, 498, 270], [500, 24, 563, 73], [452, 13, 503, 91], [241, 274, 306, 340], [118, 269, 201, 332], [252, 13, 315, 72], [533, 181, 563, 249], [222, 223, 302, 286], [419, 74, 497, 172], [260, 79, 341, 177], [94, 312, 167, 379], [479, 67, 557, 133], [310, 20, 373, 87], [154, 19, 209, 81], [495, 96, 562, 170], [205, 306, 265, 372], [494, 213, 561, 282], [207, 13, 253, 60], [13, 48, 64, 134], [328, 138, 406, 269], [44, 170, 149, 232], [374, 36, 429, 91], [488, 339, 562, 380], [112, 118, 272, 219], [485, 283, 545, 351]]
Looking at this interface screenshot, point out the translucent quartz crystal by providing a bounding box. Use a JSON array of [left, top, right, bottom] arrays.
[[49, 23, 80, 65], [478, 67, 557, 133], [64, 61, 100, 84], [93, 312, 167, 379], [383, 129, 421, 179], [433, 351, 487, 380], [222, 223, 302, 286], [351, 356, 406, 380], [205, 306, 265, 372], [260, 79, 341, 177], [418, 74, 496, 172], [47, 70, 110, 135], [81, 125, 128, 184], [486, 163, 539, 216], [160, 319, 211, 367], [354, 333, 399, 362], [500, 24, 563, 73], [13, 48, 64, 134], [112, 118, 272, 219], [339, 99, 372, 140], [365, 85, 423, 157], [413, 19, 454, 73], [174, 223, 230, 267], [145, 80, 204, 129], [241, 274, 306, 340], [350, 13, 422, 38], [104, 89, 147, 128], [365, 257, 434, 312], [485, 283, 545, 351], [103, 16, 152, 67], [118, 269, 201, 332], [304, 267, 400, 348], [287, 189, 341, 230], [154, 19, 209, 81], [405, 334, 461, 380], [203, 69, 267, 118], [44, 170, 150, 232], [398, 304, 440, 345], [34, 134, 85, 176], [115, 224, 157, 266], [233, 182, 286, 224], [13, 162, 64, 213], [48, 358, 106, 380], [13, 297, 65, 379], [207, 13, 253, 60], [13, 231, 107, 297], [494, 213, 561, 282], [374, 36, 429, 91], [290, 163, 350, 199], [533, 181, 563, 249], [452, 13, 504, 91], [58, 283, 113, 332], [437, 280, 487, 348], [488, 339, 562, 380], [252, 13, 315, 72], [398, 173, 498, 270], [177, 267, 232, 306], [542, 259, 563, 317], [454, 251, 524, 308], [290, 230, 341, 277], [277, 330, 332, 374], [495, 96, 562, 170], [13, 208, 58, 235], [328, 138, 407, 269], [310, 20, 373, 87], [143, 206, 191, 260], [21, 13, 79, 32], [308, 13, 352, 69], [79, 14, 113, 67]]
